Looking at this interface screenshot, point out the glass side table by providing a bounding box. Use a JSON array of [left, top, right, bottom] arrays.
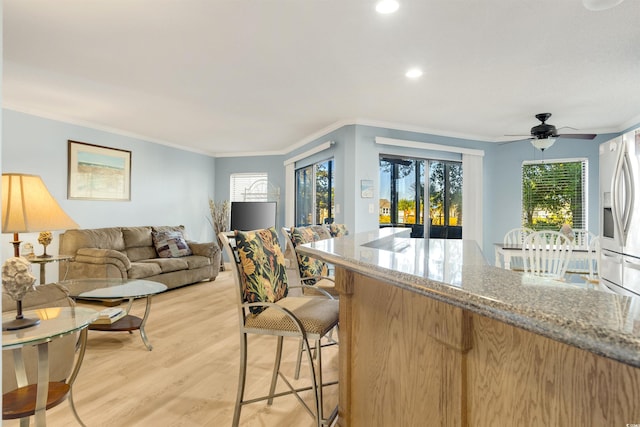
[[61, 278, 167, 351], [2, 306, 98, 427], [27, 255, 74, 284]]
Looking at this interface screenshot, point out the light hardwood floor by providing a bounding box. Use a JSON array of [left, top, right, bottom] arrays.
[[5, 269, 338, 427]]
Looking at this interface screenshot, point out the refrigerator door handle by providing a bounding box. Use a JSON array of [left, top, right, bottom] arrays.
[[623, 256, 640, 271], [621, 151, 635, 244], [611, 145, 627, 247]]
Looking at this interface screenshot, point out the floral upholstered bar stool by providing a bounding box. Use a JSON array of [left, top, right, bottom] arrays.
[[219, 228, 339, 427]]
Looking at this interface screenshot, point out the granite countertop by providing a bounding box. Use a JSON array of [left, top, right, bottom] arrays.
[[297, 228, 640, 368]]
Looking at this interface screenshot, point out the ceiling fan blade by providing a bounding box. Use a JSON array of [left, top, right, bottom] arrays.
[[503, 134, 531, 137], [556, 133, 597, 140], [499, 137, 533, 145]]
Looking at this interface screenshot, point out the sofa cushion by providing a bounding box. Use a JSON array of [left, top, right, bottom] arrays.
[[126, 246, 158, 262], [128, 262, 162, 279], [122, 226, 153, 248], [183, 255, 211, 270], [59, 227, 126, 253], [141, 258, 189, 273], [122, 227, 155, 261], [235, 227, 288, 315], [152, 230, 192, 258]]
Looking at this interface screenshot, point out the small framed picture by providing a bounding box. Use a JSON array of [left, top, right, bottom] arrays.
[[68, 140, 131, 201], [361, 179, 374, 198]]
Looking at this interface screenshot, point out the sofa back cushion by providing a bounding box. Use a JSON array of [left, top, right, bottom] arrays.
[[123, 226, 157, 261], [59, 227, 126, 256], [152, 229, 193, 258]]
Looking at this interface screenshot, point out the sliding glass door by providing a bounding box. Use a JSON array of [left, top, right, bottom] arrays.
[[295, 159, 334, 226], [380, 155, 462, 238]]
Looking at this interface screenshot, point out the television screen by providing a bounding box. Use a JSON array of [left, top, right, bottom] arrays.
[[230, 201, 277, 231]]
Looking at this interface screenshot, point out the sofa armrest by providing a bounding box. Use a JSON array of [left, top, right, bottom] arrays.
[[74, 248, 132, 272], [188, 241, 220, 259]]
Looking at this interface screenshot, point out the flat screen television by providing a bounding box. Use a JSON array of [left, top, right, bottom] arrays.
[[230, 201, 277, 231]]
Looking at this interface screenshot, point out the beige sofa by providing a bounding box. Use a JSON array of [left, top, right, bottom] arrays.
[[58, 225, 221, 289]]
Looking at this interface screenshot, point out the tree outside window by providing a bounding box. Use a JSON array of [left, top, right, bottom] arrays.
[[295, 159, 334, 226], [521, 160, 586, 231]]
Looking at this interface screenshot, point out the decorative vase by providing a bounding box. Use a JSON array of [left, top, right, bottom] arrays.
[[37, 231, 53, 258], [2, 257, 39, 331]]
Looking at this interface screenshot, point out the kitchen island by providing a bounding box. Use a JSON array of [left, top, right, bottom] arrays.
[[297, 228, 640, 427]]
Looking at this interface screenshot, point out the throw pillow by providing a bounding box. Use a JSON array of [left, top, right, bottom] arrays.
[[152, 230, 192, 258], [290, 226, 329, 284], [328, 223, 349, 237], [235, 227, 288, 314]]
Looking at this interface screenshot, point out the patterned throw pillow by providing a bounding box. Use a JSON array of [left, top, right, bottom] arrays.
[[290, 227, 329, 284], [328, 223, 349, 237], [152, 231, 192, 258], [235, 227, 288, 314]]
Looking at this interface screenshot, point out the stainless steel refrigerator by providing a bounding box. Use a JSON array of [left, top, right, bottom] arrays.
[[600, 129, 640, 297]]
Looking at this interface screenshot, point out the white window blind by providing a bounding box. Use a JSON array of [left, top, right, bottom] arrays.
[[230, 173, 268, 202], [521, 159, 587, 230]]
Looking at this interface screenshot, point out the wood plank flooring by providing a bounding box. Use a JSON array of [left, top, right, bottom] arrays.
[[4, 269, 338, 426]]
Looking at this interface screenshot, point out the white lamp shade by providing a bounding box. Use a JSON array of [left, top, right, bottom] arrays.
[[531, 137, 556, 151], [2, 173, 79, 233]]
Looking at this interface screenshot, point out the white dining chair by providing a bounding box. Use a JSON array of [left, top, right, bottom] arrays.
[[522, 230, 573, 279], [572, 229, 597, 249], [567, 229, 598, 273], [500, 227, 533, 270], [586, 236, 601, 283]]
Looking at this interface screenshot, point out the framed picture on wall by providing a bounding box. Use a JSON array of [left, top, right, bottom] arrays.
[[67, 140, 132, 201], [361, 179, 374, 198]]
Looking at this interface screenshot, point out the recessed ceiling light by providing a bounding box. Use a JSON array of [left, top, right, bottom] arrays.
[[405, 68, 423, 79], [376, 0, 399, 14]]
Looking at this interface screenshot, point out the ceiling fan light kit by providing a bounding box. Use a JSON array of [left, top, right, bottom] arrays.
[[531, 137, 556, 151], [376, 0, 399, 14], [583, 0, 625, 11]]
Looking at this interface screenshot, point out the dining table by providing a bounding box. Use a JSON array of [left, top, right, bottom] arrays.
[[494, 242, 595, 272]]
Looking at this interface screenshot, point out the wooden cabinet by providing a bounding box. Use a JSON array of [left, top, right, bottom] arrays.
[[336, 268, 640, 427]]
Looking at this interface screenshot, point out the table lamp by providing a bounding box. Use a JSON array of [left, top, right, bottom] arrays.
[[2, 173, 79, 257]]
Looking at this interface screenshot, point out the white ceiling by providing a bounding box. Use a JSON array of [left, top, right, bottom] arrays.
[[4, 0, 640, 157]]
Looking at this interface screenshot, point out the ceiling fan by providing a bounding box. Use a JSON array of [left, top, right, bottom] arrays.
[[505, 113, 597, 151]]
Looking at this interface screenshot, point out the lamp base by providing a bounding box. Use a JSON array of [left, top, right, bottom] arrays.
[[2, 316, 40, 331], [36, 254, 52, 259]]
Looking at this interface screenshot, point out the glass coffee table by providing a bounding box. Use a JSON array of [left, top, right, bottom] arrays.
[[61, 278, 167, 351]]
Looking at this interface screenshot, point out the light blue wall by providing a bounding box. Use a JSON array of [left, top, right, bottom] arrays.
[[221, 123, 629, 264], [286, 125, 352, 225], [2, 109, 217, 279], [487, 134, 614, 261], [214, 154, 287, 229]]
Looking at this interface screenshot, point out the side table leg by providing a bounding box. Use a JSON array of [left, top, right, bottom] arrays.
[[139, 295, 154, 351], [68, 329, 89, 427], [35, 342, 50, 426]]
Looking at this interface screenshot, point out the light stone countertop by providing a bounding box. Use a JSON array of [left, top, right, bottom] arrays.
[[297, 228, 640, 368]]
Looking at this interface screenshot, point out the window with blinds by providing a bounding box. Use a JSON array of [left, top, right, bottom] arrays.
[[230, 172, 268, 202], [521, 159, 587, 230]]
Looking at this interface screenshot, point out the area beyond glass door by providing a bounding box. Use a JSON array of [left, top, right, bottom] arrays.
[[295, 159, 334, 226], [379, 155, 461, 238]]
